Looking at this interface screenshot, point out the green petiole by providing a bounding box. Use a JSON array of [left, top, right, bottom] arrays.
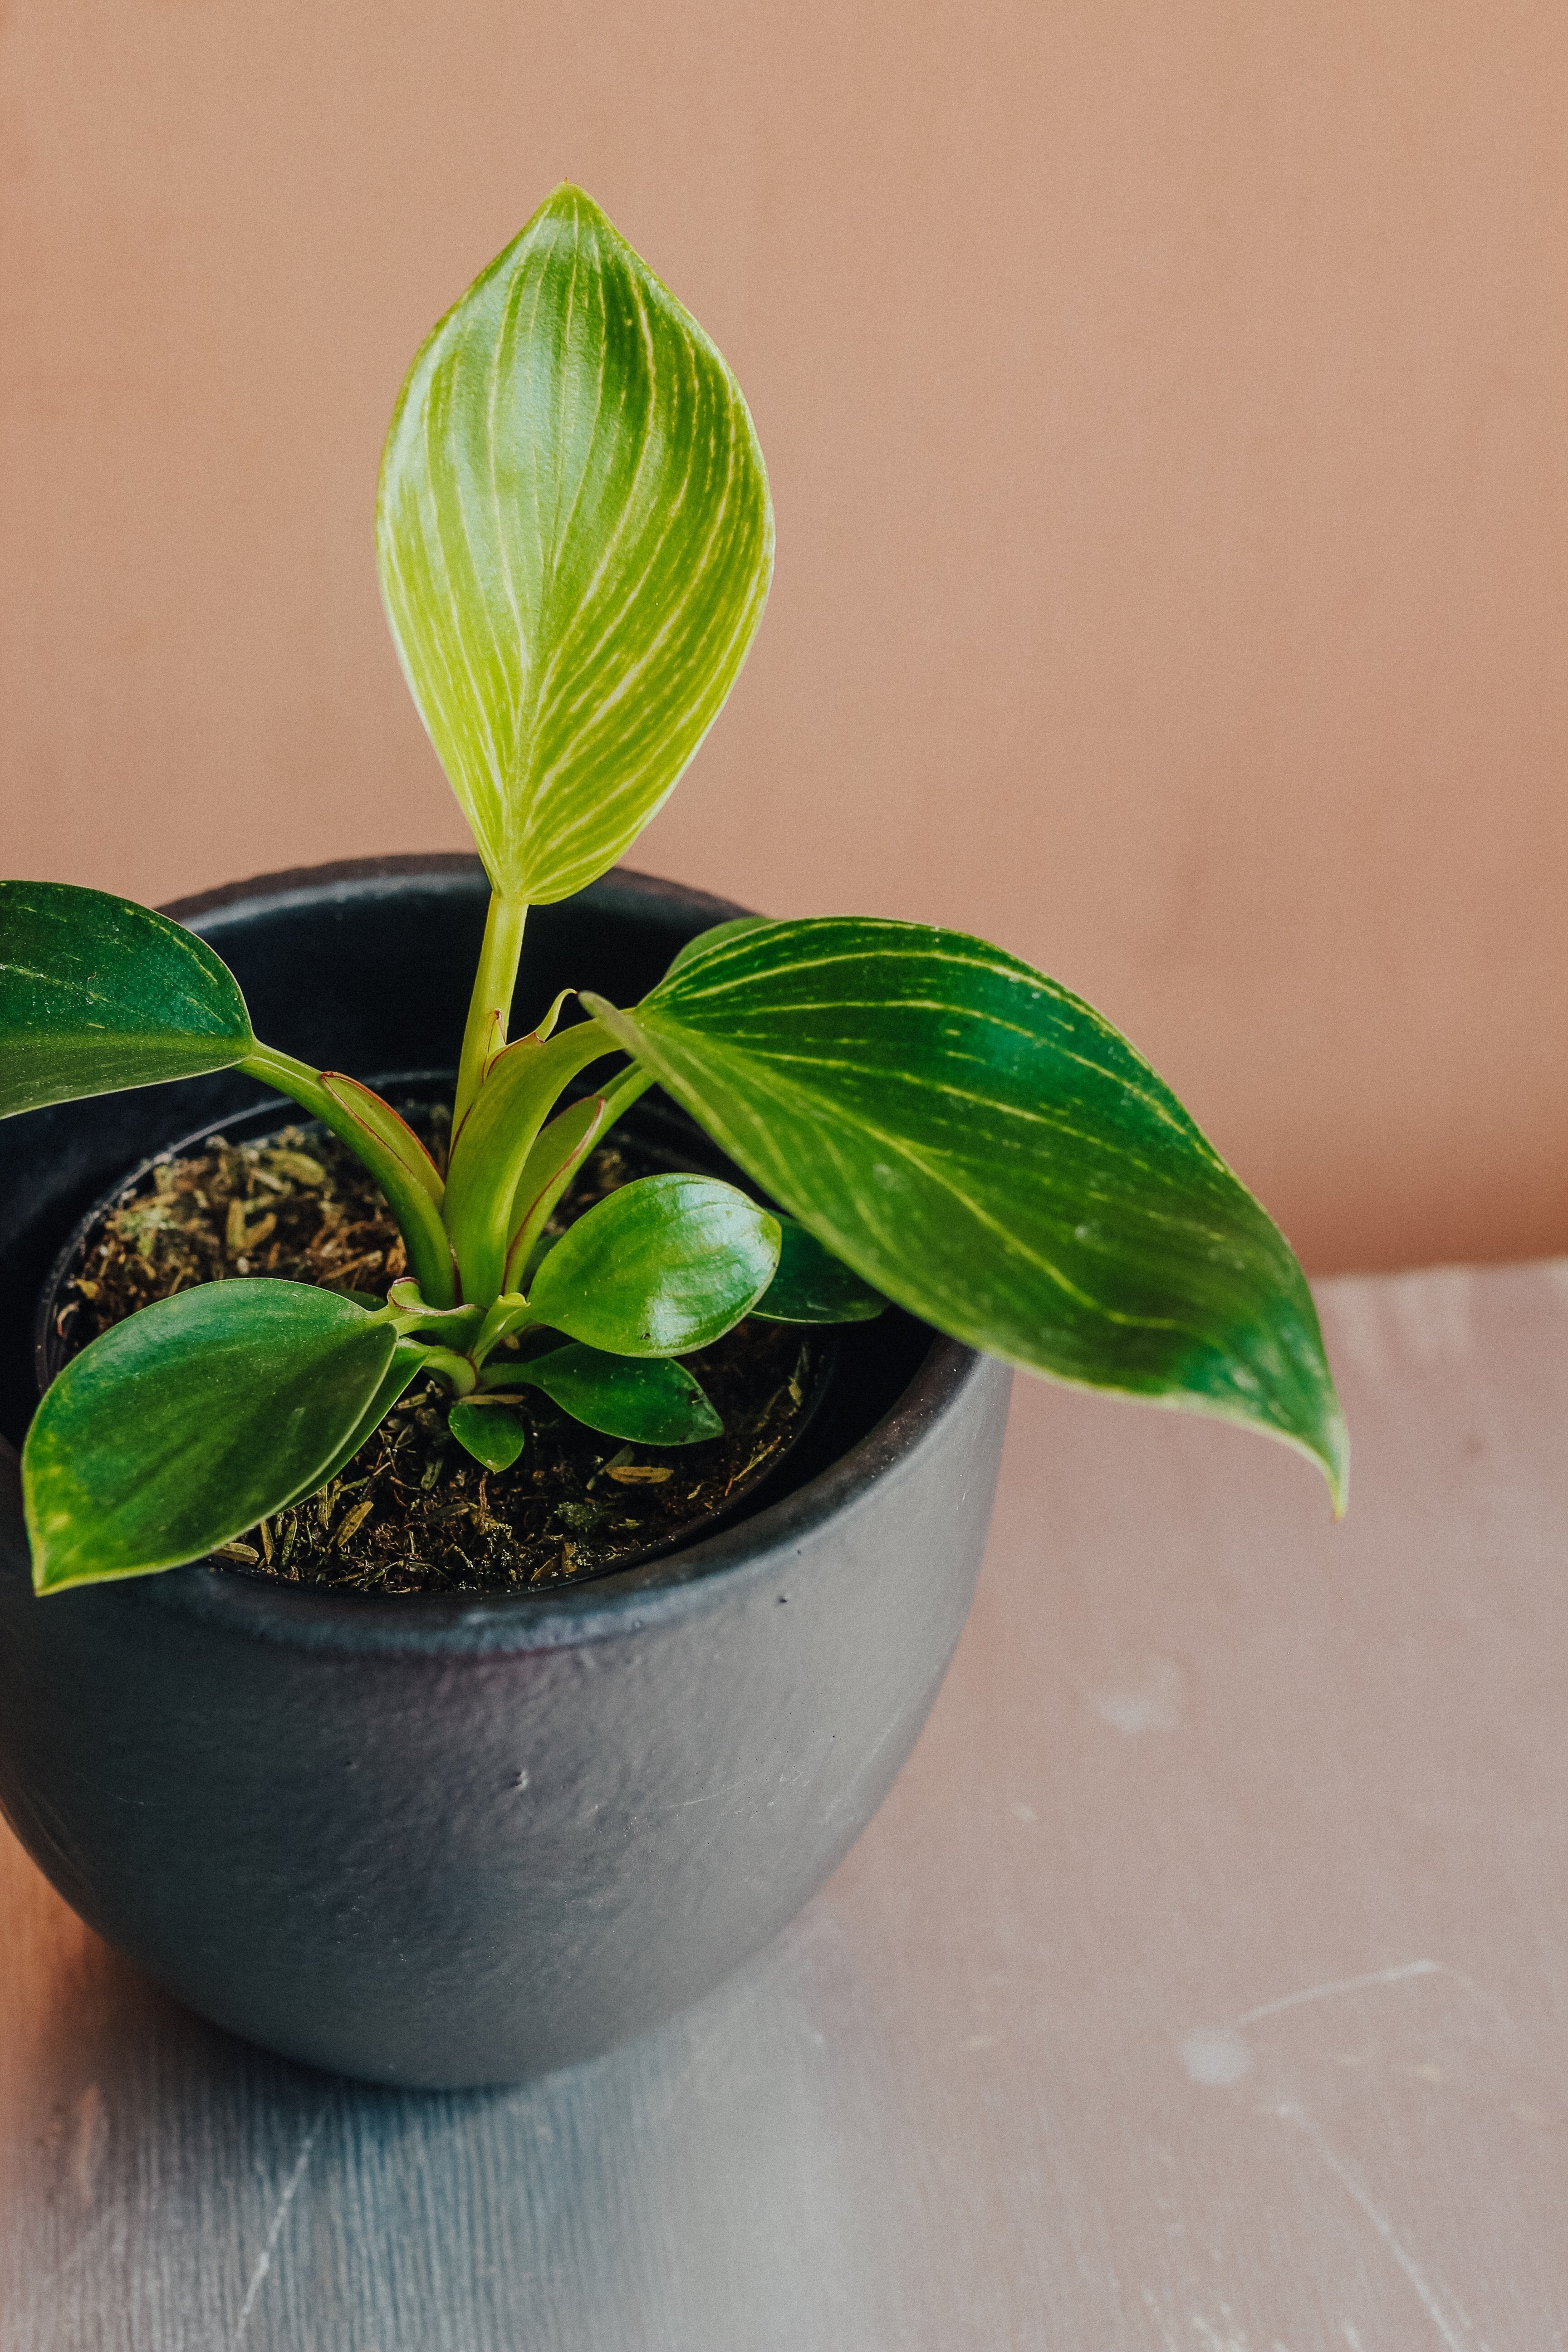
[[453, 891, 529, 1136], [442, 1017, 627, 1304], [240, 1041, 457, 1308]]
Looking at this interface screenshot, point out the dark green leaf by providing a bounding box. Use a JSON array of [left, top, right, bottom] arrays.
[[753, 1218, 887, 1323], [377, 185, 772, 904], [664, 916, 771, 982], [448, 1397, 526, 1470], [284, 1338, 427, 1500], [0, 880, 254, 1118], [23, 1282, 397, 1591], [526, 1172, 779, 1357], [489, 1343, 723, 1445], [583, 920, 1348, 1506]]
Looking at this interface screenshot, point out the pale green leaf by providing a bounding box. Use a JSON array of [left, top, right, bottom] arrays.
[[377, 184, 772, 903]]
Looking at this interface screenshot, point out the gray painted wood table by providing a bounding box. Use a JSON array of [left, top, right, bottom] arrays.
[[3, 1260, 1566, 2350]]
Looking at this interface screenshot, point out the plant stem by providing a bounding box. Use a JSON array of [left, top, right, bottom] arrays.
[[471, 1294, 530, 1362], [239, 1042, 457, 1307], [240, 1040, 340, 1127], [499, 1063, 658, 1294], [454, 891, 528, 1135], [443, 1019, 624, 1304], [384, 1302, 485, 1348], [596, 1061, 658, 1137], [409, 1345, 478, 1396]]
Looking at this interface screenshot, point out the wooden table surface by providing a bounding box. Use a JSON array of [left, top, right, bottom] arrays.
[[3, 1259, 1565, 2351]]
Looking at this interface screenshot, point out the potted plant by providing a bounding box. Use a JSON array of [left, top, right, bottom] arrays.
[[0, 187, 1344, 2087]]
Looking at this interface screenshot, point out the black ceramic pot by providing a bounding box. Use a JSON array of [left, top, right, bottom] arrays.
[[0, 857, 1011, 2088]]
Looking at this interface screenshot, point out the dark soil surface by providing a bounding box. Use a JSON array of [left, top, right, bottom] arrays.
[[55, 1112, 821, 1596]]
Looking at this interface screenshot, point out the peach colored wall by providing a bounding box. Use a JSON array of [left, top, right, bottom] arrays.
[[2, 2, 1564, 1275]]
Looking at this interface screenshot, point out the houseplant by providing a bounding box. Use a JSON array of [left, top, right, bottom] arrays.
[[0, 187, 1344, 2082]]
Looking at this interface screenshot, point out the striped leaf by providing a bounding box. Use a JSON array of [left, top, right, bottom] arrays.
[[23, 1282, 400, 1592], [583, 920, 1349, 1506], [0, 880, 254, 1118], [377, 185, 772, 903]]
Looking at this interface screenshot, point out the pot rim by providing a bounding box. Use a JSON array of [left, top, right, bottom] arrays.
[[24, 856, 995, 1661], [127, 1323, 984, 1658]]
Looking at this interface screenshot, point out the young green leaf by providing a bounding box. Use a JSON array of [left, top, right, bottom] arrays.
[[502, 1092, 609, 1291], [443, 1019, 622, 1304], [0, 880, 254, 1117], [23, 1282, 400, 1592], [448, 1396, 526, 1471], [583, 921, 1349, 1508], [376, 184, 773, 904], [485, 1343, 723, 1446], [527, 1173, 780, 1357], [754, 1218, 887, 1323]]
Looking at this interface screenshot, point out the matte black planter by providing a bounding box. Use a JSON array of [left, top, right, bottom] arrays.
[[0, 858, 1011, 2088]]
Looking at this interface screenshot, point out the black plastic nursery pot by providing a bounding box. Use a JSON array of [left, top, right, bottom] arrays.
[[0, 858, 1011, 2088]]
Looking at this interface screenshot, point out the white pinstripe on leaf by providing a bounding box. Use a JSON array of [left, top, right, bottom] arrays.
[[377, 186, 772, 902]]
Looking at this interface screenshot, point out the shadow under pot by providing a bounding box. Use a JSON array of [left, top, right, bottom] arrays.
[[0, 855, 1012, 2088]]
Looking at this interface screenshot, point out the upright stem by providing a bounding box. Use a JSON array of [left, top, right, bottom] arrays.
[[454, 892, 528, 1135], [443, 1019, 623, 1306], [240, 1042, 456, 1305]]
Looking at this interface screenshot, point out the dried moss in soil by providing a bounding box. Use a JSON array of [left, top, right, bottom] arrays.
[[55, 1113, 820, 1597]]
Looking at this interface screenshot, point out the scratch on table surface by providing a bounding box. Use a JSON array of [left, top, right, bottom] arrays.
[[230, 2104, 326, 2349], [1238, 1959, 1510, 2030], [1275, 2102, 1484, 2352], [1186, 1960, 1512, 2092], [1142, 2285, 1294, 2351], [69, 2082, 106, 2206]]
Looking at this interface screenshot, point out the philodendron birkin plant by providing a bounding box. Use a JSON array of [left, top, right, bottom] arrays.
[[2, 186, 1347, 1597]]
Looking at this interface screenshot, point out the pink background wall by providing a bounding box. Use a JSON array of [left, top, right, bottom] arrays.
[[3, 2, 1564, 1273]]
